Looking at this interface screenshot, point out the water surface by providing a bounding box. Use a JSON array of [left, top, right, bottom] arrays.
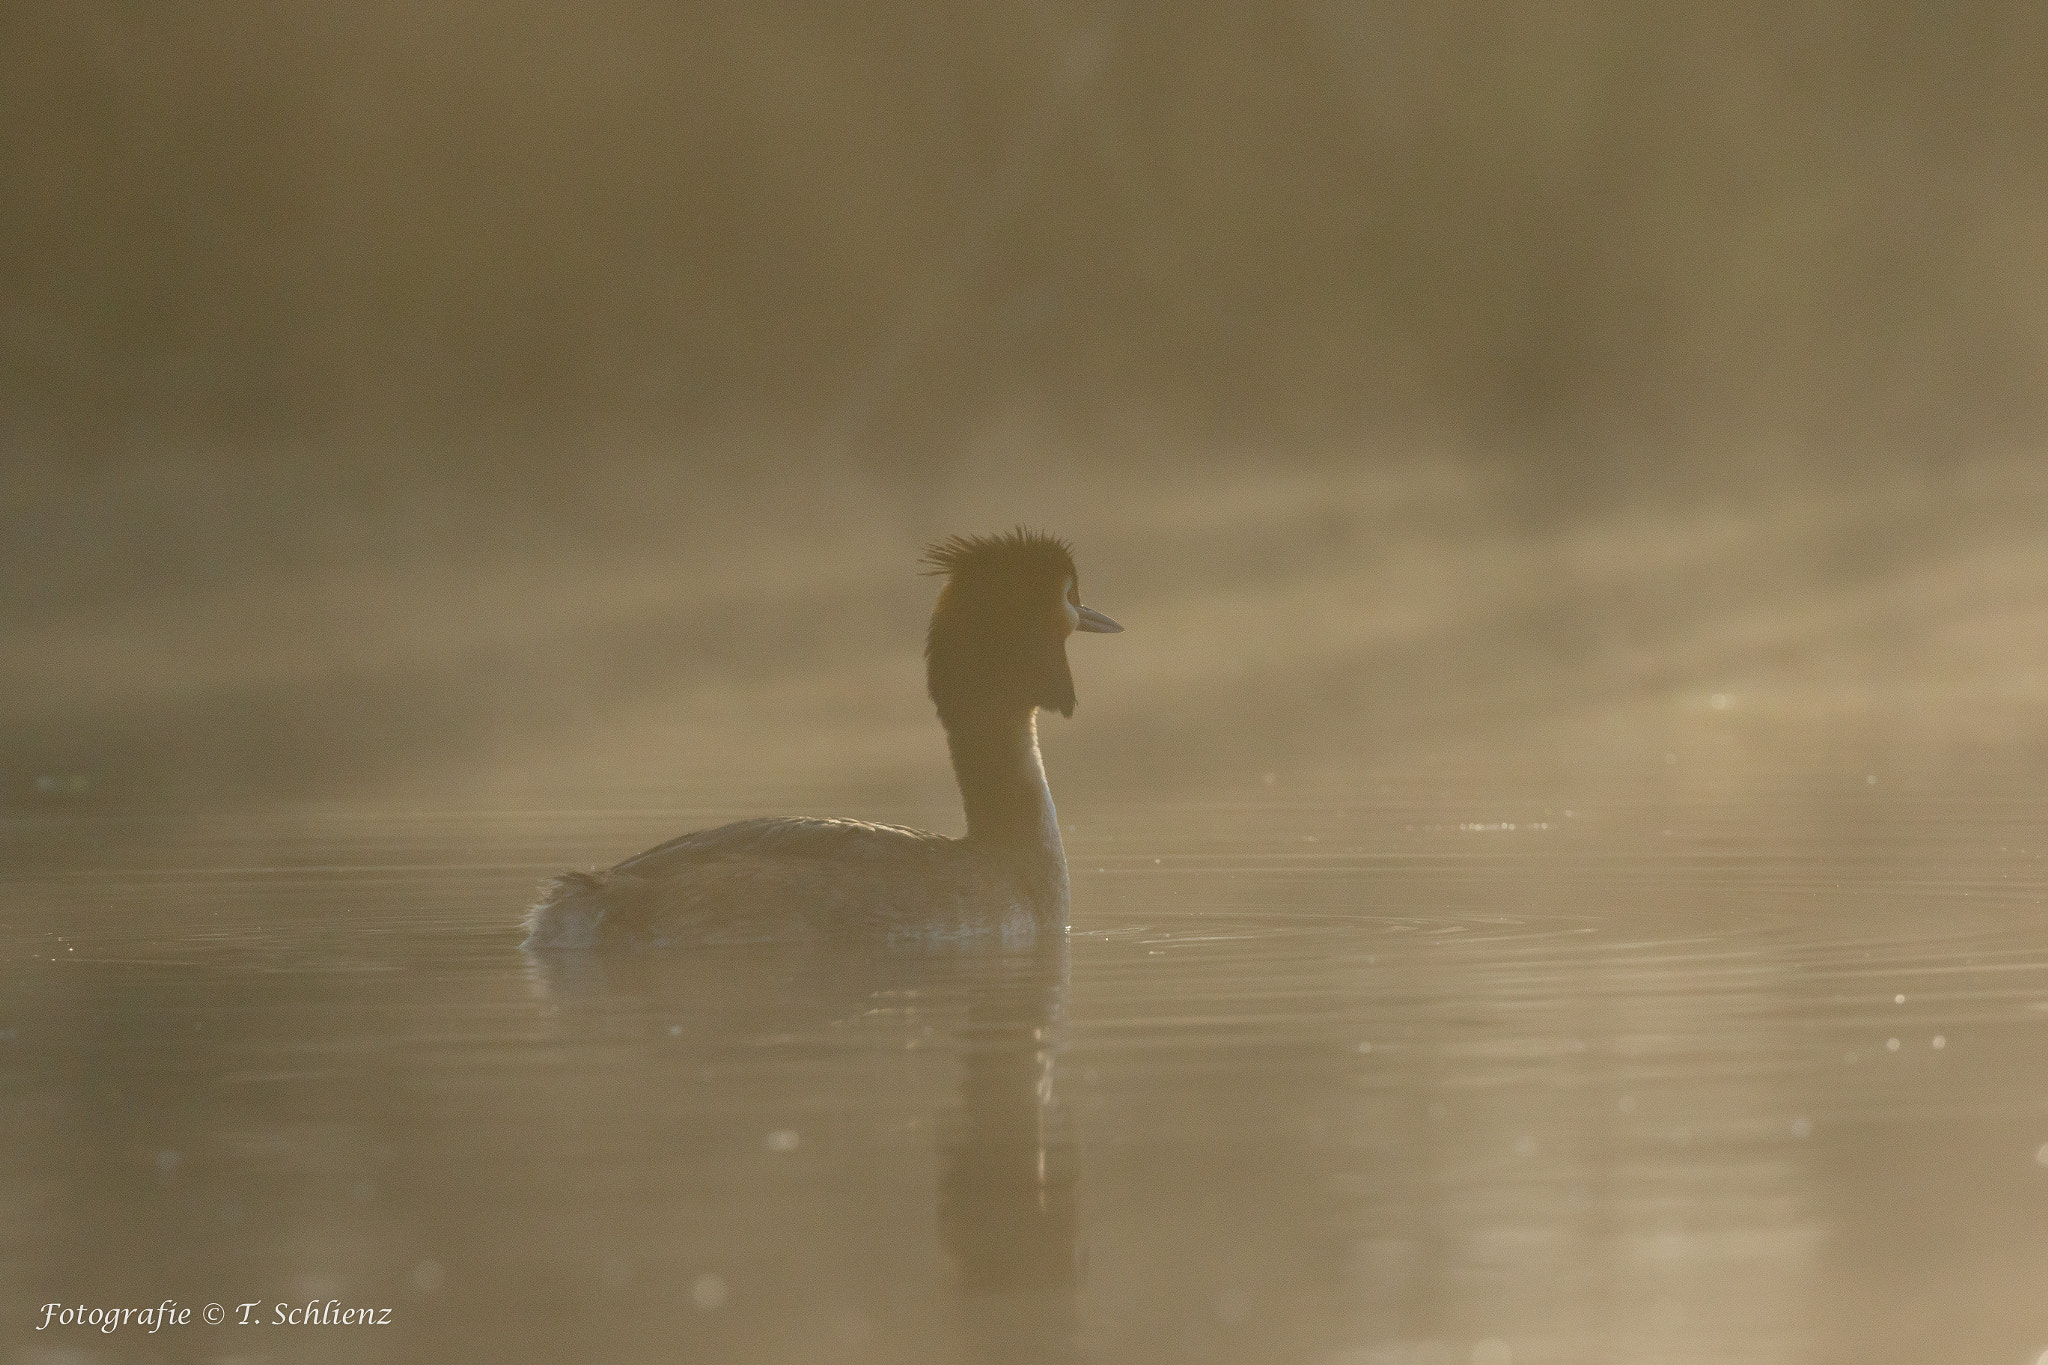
[[7, 753, 2048, 1364]]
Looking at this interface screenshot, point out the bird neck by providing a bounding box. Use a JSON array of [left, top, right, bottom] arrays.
[[944, 706, 1069, 917]]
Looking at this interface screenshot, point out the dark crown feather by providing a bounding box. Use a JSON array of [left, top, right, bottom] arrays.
[[919, 527, 1075, 579]]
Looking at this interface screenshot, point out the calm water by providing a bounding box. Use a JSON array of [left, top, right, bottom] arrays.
[[7, 760, 2048, 1364]]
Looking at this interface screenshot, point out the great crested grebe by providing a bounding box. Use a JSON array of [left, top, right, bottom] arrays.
[[523, 530, 1122, 949]]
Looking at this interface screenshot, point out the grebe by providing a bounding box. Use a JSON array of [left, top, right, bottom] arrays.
[[523, 530, 1121, 949]]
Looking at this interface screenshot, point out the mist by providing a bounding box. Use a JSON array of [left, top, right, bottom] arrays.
[[8, 3, 2047, 811], [11, 10, 2048, 1363], [8, 3, 2047, 459]]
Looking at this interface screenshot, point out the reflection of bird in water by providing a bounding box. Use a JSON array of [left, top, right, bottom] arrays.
[[941, 940, 1080, 1281], [521, 937, 1084, 1360], [940, 940, 1086, 1365], [524, 530, 1121, 949]]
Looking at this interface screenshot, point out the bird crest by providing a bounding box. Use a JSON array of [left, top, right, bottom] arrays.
[[919, 527, 1076, 582]]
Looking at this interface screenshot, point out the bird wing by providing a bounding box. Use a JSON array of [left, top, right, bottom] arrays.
[[610, 816, 952, 880]]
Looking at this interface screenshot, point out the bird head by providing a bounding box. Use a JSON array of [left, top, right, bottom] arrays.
[[922, 529, 1122, 725]]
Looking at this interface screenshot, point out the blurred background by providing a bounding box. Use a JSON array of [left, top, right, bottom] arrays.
[[5, 0, 2047, 809], [11, 12, 2048, 1363]]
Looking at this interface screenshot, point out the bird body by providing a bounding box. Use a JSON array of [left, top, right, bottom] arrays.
[[523, 531, 1119, 949]]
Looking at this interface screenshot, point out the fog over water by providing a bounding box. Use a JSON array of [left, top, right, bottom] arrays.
[[6, 6, 2048, 1363]]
